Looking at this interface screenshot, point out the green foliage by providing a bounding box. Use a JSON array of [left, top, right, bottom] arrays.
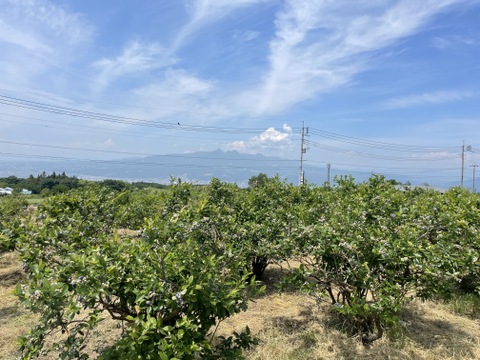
[[285, 175, 480, 344], [0, 195, 28, 253], [203, 176, 298, 279], [239, 176, 298, 278], [209, 326, 258, 359], [0, 172, 80, 195], [115, 189, 167, 230], [0, 173, 168, 196], [0, 195, 28, 222], [15, 184, 260, 359], [12, 173, 480, 355], [98, 179, 133, 192], [131, 182, 168, 190], [248, 173, 269, 188]]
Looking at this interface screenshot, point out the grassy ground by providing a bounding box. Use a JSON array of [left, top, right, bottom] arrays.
[[24, 196, 43, 206], [1, 256, 479, 359]]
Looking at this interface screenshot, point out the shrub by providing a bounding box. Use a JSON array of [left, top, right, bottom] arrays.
[[0, 195, 28, 253], [15, 186, 260, 359], [286, 176, 480, 344]]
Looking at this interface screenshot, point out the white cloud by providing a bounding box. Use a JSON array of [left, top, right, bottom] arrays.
[[224, 124, 294, 154], [383, 90, 475, 109], [92, 41, 174, 92], [258, 127, 290, 142], [239, 0, 470, 115], [283, 123, 292, 133]]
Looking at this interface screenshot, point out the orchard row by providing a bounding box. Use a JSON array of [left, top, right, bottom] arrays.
[[1, 175, 479, 358]]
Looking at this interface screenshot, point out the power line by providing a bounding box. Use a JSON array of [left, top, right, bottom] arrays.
[[0, 115, 191, 141], [0, 151, 461, 185], [305, 140, 459, 161], [0, 112, 287, 143], [0, 93, 469, 185], [305, 166, 459, 182], [0, 140, 299, 163], [308, 127, 457, 152], [0, 94, 301, 134], [0, 151, 299, 171], [304, 159, 459, 172], [5, 141, 459, 182]]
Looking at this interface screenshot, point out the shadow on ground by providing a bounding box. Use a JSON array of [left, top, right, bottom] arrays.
[[0, 304, 25, 326], [257, 263, 299, 297], [397, 304, 478, 359], [0, 269, 24, 287], [259, 300, 478, 360]]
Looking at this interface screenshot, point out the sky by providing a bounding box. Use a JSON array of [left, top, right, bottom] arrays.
[[0, 0, 479, 187]]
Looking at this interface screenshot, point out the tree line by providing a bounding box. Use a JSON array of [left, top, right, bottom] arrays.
[[0, 172, 167, 196]]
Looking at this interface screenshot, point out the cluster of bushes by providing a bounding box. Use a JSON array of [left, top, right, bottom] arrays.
[[0, 173, 169, 197], [2, 175, 480, 358], [0, 172, 80, 195], [284, 176, 480, 343]]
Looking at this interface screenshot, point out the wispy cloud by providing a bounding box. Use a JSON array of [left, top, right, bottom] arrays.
[[133, 69, 214, 99], [92, 0, 475, 125], [170, 0, 268, 53], [116, 69, 220, 122], [432, 35, 480, 50], [233, 30, 260, 42], [239, 0, 470, 115], [0, 0, 92, 53], [383, 90, 475, 109], [0, 0, 94, 91], [92, 41, 175, 92]]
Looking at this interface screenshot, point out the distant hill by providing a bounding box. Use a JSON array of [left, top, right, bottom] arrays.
[[0, 150, 317, 186], [0, 149, 452, 188]]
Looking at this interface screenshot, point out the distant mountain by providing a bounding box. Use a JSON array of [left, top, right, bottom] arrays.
[[0, 150, 319, 186], [0, 149, 450, 188]]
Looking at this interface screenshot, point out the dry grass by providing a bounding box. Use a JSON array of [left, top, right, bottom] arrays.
[[1, 257, 480, 359], [0, 252, 36, 360], [217, 264, 480, 360], [216, 293, 480, 360]]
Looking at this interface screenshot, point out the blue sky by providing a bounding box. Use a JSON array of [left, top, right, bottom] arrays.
[[0, 0, 479, 187]]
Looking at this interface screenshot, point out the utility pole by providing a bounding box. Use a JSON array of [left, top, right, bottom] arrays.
[[461, 142, 473, 187], [299, 122, 308, 185], [471, 165, 478, 192], [327, 163, 331, 186]]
